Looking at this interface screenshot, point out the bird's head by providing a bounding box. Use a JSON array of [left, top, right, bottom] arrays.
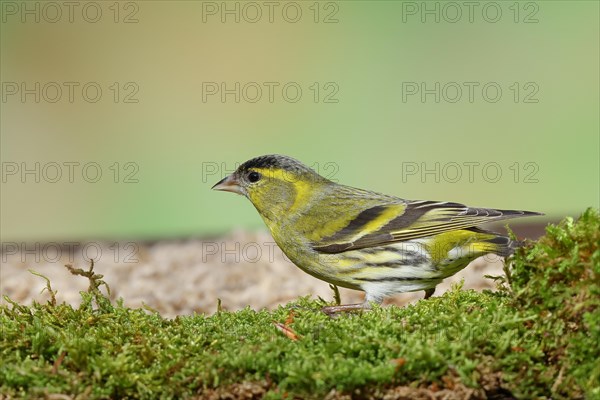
[[212, 154, 330, 223]]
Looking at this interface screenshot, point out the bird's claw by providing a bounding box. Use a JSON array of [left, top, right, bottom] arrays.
[[321, 303, 369, 317]]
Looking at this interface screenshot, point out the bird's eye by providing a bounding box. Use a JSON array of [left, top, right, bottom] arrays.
[[248, 171, 261, 183]]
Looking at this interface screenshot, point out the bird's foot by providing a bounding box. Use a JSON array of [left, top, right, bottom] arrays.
[[321, 302, 370, 317]]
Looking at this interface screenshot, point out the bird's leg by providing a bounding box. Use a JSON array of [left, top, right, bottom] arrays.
[[424, 287, 435, 299]]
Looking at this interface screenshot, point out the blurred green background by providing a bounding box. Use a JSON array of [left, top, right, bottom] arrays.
[[1, 1, 598, 241]]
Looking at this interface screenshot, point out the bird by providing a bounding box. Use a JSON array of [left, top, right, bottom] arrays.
[[212, 154, 543, 314]]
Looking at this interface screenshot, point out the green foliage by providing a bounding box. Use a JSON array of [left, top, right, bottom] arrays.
[[507, 208, 600, 399], [1, 209, 598, 399]]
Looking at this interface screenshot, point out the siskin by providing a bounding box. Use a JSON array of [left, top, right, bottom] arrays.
[[212, 154, 542, 314]]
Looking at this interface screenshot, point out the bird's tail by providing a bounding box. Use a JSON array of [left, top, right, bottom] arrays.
[[467, 227, 526, 258]]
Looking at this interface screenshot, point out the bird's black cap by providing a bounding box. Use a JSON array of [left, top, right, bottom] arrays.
[[238, 154, 315, 175]]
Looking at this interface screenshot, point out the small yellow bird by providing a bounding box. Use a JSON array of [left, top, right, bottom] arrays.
[[212, 155, 542, 314]]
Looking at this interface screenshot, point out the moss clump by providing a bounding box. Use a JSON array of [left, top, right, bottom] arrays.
[[1, 209, 598, 399], [506, 208, 600, 398]]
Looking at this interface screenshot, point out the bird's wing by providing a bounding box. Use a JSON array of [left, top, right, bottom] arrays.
[[312, 200, 541, 253]]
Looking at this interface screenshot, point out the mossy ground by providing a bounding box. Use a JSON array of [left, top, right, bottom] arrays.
[[1, 209, 598, 399]]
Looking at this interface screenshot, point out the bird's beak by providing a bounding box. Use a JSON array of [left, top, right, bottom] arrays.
[[211, 174, 243, 195]]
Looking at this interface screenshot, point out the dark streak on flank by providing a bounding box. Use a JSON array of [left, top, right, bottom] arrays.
[[363, 259, 422, 268], [356, 276, 437, 282]]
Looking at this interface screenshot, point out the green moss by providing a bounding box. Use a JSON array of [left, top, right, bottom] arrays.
[[1, 209, 598, 399], [506, 208, 600, 399]]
